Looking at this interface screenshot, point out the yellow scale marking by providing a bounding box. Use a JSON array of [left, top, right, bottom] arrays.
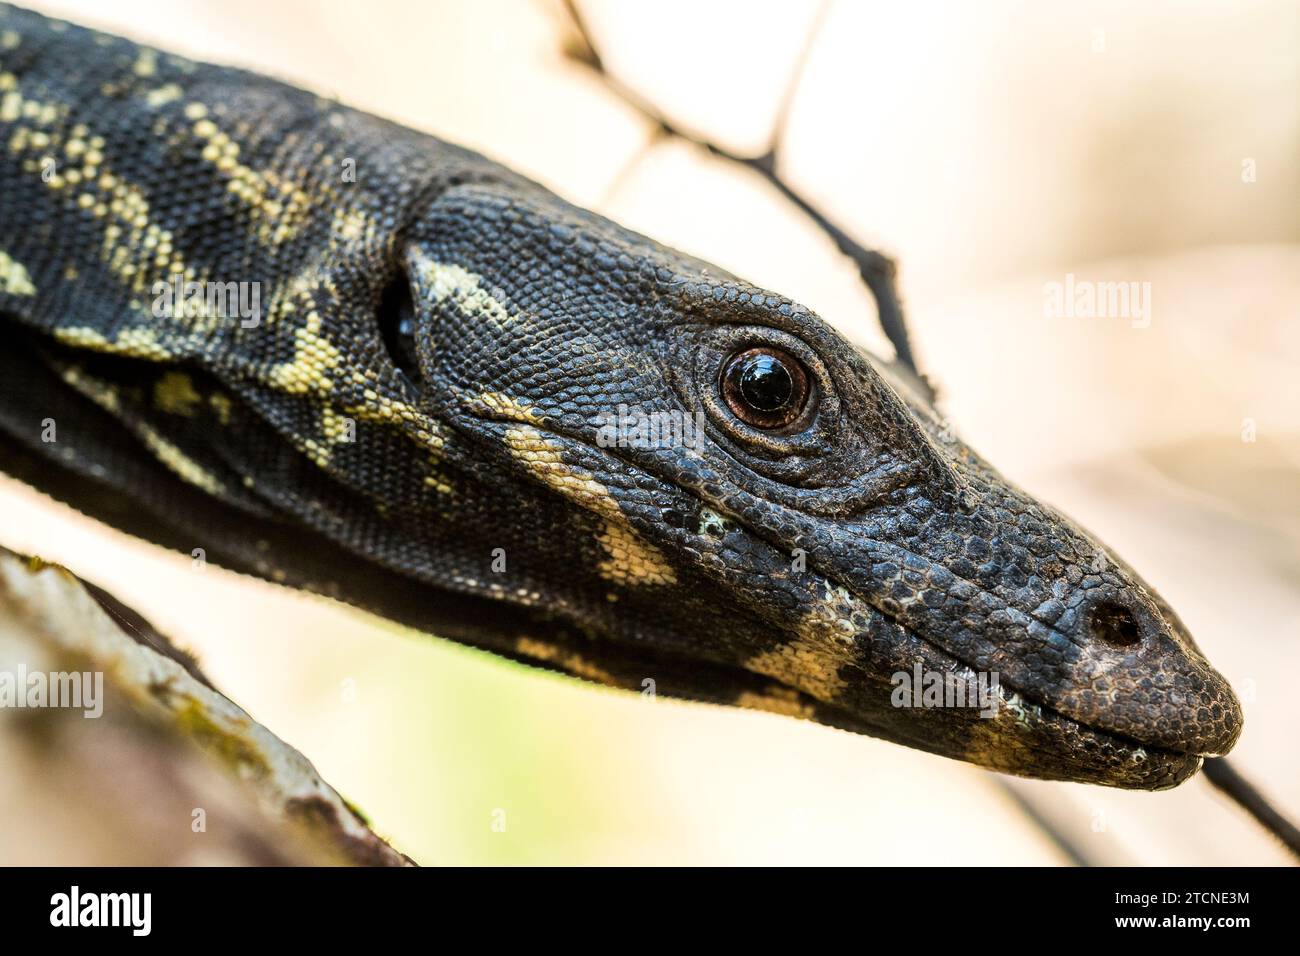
[[0, 249, 36, 295], [55, 365, 228, 498], [185, 102, 311, 246], [503, 425, 676, 587], [4, 79, 202, 327], [418, 260, 514, 326], [742, 582, 863, 703]]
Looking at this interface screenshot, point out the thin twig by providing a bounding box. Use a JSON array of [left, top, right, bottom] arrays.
[[558, 0, 924, 385], [995, 779, 1097, 867], [1203, 757, 1300, 861], [766, 0, 830, 146]]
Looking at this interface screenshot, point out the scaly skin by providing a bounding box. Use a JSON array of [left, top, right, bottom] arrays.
[[0, 5, 1241, 788]]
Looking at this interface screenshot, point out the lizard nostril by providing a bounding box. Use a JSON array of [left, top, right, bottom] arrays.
[[1086, 600, 1142, 648]]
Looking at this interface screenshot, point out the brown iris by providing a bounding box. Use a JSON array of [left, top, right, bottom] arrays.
[[721, 347, 811, 429]]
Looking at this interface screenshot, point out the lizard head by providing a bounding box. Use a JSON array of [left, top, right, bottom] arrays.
[[386, 179, 1242, 789], [0, 14, 1241, 796]]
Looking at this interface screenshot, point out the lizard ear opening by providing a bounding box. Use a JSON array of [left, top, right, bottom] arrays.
[[378, 269, 421, 384]]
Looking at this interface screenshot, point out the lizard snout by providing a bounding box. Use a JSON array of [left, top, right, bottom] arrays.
[[1040, 581, 1244, 758]]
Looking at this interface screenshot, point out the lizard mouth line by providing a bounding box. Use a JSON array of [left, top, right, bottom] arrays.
[[797, 565, 1213, 769]]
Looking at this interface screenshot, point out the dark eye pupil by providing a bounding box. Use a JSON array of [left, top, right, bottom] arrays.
[[738, 354, 794, 411], [721, 346, 811, 429]]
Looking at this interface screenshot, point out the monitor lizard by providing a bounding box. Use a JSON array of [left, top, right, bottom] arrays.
[[0, 3, 1242, 791]]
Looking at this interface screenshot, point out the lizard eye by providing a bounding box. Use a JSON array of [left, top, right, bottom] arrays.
[[721, 346, 811, 429], [379, 272, 421, 383]]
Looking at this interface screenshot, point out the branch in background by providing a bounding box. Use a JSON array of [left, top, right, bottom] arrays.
[[558, 0, 927, 392], [0, 547, 412, 866]]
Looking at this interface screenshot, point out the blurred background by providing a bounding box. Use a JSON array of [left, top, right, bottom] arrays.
[[3, 0, 1297, 863]]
